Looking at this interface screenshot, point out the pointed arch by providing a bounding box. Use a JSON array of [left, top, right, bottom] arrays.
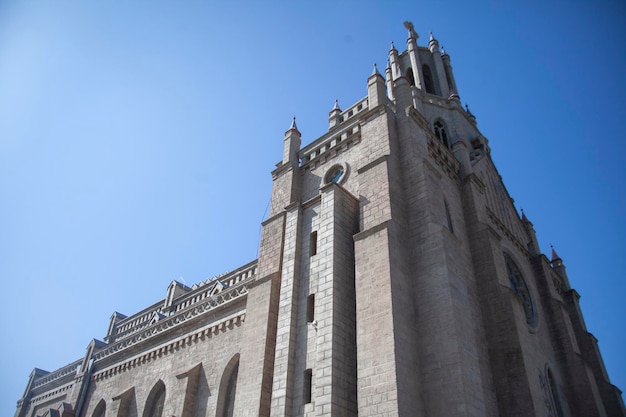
[[503, 252, 537, 327], [92, 399, 106, 417], [143, 380, 166, 417], [547, 367, 565, 417], [405, 67, 416, 86], [433, 120, 449, 148], [216, 354, 240, 417], [422, 64, 435, 94]]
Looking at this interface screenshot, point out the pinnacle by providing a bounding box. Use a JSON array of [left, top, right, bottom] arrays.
[[550, 245, 561, 262], [289, 116, 299, 132], [521, 208, 529, 222]]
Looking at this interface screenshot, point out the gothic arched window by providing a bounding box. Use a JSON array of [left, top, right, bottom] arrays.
[[504, 253, 537, 327], [434, 120, 449, 148], [547, 368, 565, 417], [143, 381, 165, 417], [92, 399, 106, 417], [216, 354, 240, 417], [422, 64, 435, 94], [405, 67, 416, 86]]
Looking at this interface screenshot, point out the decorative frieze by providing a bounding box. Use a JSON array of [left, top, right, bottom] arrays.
[[92, 312, 246, 382], [94, 285, 249, 362], [112, 262, 257, 342], [27, 382, 74, 406]]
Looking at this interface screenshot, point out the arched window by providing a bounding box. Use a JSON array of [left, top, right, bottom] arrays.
[[503, 253, 537, 327], [434, 121, 449, 148], [143, 381, 166, 417], [405, 67, 416, 86], [547, 368, 565, 417], [92, 400, 106, 417], [422, 64, 435, 94], [216, 354, 240, 417]]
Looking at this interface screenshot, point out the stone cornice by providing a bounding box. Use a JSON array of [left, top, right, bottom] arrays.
[[31, 359, 81, 390], [92, 311, 246, 382]]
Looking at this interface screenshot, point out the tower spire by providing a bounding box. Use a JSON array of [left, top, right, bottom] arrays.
[[372, 63, 380, 76], [385, 59, 394, 100], [367, 61, 387, 107], [282, 116, 301, 166], [550, 245, 571, 290]]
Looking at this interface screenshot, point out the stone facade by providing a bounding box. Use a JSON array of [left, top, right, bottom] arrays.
[[15, 23, 625, 417]]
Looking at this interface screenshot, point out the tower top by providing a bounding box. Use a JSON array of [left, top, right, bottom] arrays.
[[287, 116, 300, 135]]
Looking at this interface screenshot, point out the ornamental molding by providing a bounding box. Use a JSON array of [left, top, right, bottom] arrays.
[[92, 311, 246, 382], [93, 284, 249, 362]]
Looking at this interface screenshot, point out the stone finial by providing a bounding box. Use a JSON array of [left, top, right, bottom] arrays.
[[441, 45, 447, 56], [289, 116, 299, 132], [390, 41, 396, 51], [331, 99, 341, 111], [371, 63, 380, 76], [429, 31, 435, 41], [521, 208, 529, 223], [428, 32, 439, 53]]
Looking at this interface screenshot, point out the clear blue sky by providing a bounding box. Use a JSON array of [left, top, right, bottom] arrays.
[[1, 1, 624, 414]]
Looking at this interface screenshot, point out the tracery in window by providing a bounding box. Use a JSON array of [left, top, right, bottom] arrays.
[[504, 253, 537, 327], [434, 120, 449, 148], [547, 368, 565, 417]]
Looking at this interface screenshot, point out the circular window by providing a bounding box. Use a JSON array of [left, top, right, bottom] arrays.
[[324, 163, 348, 184]]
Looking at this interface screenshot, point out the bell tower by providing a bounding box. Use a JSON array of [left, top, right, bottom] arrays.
[[249, 21, 625, 417]]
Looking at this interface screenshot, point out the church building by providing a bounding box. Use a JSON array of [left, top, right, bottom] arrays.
[[15, 22, 625, 417]]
